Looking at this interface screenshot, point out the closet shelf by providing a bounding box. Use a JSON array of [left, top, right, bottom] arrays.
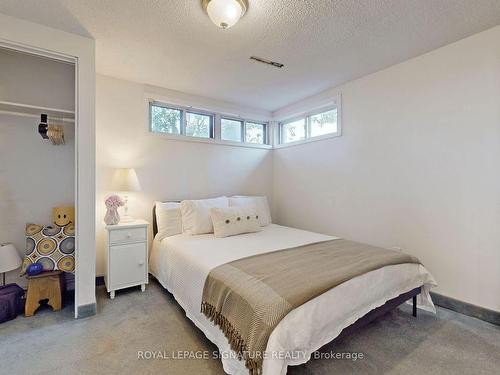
[[0, 100, 75, 120]]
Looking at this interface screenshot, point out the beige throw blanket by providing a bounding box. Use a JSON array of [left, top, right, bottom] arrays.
[[201, 239, 420, 374]]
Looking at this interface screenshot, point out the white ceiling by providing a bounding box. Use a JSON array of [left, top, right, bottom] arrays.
[[1, 0, 500, 112]]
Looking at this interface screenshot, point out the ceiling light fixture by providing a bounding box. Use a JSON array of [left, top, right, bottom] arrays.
[[202, 0, 248, 29]]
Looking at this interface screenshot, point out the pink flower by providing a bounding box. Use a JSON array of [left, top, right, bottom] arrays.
[[105, 195, 125, 209]]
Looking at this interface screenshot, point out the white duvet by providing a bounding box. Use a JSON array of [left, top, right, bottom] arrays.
[[149, 224, 436, 375]]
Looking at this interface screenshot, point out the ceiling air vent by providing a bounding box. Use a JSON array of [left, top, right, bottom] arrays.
[[250, 56, 284, 68]]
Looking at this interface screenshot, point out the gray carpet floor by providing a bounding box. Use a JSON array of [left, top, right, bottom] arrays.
[[1, 280, 499, 375]]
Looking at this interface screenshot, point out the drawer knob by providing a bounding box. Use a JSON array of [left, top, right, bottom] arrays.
[[139, 261, 144, 266], [126, 234, 132, 238]]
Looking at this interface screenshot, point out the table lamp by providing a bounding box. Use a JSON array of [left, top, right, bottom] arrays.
[[0, 243, 22, 286], [111, 168, 142, 223]]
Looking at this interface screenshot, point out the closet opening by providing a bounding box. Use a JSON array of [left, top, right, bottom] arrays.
[[0, 46, 77, 317]]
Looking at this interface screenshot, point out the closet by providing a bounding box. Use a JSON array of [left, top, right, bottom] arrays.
[[0, 47, 76, 296]]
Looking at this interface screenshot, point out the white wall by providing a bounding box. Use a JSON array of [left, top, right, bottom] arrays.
[[0, 13, 96, 317], [0, 114, 75, 288], [273, 26, 500, 311], [96, 75, 274, 276]]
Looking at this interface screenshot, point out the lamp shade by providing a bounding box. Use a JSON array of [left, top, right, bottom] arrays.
[[0, 243, 22, 273], [111, 168, 142, 192]]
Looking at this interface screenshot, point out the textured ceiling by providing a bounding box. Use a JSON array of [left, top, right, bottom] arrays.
[[1, 0, 500, 111]]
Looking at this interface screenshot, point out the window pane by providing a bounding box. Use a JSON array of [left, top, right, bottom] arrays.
[[221, 118, 243, 142], [186, 112, 212, 138], [150, 105, 181, 134], [310, 108, 337, 137], [246, 122, 265, 144], [281, 119, 305, 143]]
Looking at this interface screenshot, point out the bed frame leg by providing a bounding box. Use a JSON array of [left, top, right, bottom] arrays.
[[412, 295, 417, 317]]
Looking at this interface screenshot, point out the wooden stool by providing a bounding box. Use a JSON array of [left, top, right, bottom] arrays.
[[25, 271, 62, 317]]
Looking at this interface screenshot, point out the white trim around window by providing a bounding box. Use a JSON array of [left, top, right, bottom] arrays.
[[148, 99, 271, 149], [274, 94, 342, 149]]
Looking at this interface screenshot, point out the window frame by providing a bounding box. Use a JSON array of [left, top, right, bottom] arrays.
[[308, 107, 338, 138], [149, 100, 271, 149], [220, 117, 244, 143], [185, 110, 214, 139], [245, 121, 267, 145], [279, 117, 307, 144], [277, 103, 341, 148], [149, 102, 183, 136]]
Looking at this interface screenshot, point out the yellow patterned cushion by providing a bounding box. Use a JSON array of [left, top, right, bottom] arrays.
[[21, 223, 75, 275]]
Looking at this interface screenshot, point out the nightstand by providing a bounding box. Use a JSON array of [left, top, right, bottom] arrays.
[[104, 219, 149, 299]]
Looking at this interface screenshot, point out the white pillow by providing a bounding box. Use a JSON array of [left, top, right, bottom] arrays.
[[155, 201, 182, 240], [180, 196, 229, 235], [229, 196, 272, 226], [210, 207, 261, 238]]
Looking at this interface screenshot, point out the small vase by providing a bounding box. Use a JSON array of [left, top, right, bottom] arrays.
[[104, 207, 120, 225]]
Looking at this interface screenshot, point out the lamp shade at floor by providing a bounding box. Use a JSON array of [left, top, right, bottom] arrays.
[[0, 243, 22, 286]]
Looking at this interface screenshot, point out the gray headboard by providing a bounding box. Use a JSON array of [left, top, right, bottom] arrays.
[[152, 205, 158, 237]]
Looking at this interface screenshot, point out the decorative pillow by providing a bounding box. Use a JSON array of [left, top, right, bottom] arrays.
[[20, 223, 75, 275], [180, 196, 229, 235], [155, 201, 182, 240], [229, 196, 272, 226], [210, 207, 261, 238]]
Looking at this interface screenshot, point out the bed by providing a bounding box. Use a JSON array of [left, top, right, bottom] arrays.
[[149, 208, 437, 375]]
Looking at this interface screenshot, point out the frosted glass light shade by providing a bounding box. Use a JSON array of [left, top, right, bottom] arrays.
[[0, 243, 22, 273], [206, 0, 246, 29], [111, 168, 142, 192]]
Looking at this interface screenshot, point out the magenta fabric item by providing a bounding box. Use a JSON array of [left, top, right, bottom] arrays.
[[0, 283, 24, 323]]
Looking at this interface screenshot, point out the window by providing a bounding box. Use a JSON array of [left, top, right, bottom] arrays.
[[221, 118, 243, 142], [281, 118, 306, 143], [185, 112, 213, 138], [245, 122, 266, 144], [150, 101, 269, 147], [279, 106, 339, 144], [310, 108, 337, 137], [150, 105, 181, 135]]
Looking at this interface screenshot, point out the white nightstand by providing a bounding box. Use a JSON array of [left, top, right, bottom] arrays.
[[104, 219, 149, 299]]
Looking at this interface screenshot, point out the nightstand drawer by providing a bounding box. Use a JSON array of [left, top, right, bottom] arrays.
[[109, 242, 147, 288], [109, 226, 146, 244]]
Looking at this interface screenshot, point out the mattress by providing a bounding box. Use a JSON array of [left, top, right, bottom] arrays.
[[149, 224, 436, 375]]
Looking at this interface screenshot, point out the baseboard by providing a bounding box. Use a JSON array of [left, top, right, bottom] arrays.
[[430, 292, 499, 326], [76, 302, 96, 319], [75, 277, 103, 318]]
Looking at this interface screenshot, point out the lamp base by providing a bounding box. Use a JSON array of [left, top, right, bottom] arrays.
[[120, 215, 135, 223]]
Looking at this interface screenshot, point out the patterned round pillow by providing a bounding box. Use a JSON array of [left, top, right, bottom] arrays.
[[20, 223, 75, 276]]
